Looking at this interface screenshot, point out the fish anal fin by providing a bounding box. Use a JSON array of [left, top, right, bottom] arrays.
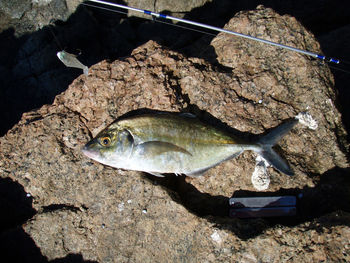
[[138, 141, 192, 157], [179, 112, 196, 118], [185, 150, 243, 178], [186, 168, 210, 178], [148, 172, 165, 177]]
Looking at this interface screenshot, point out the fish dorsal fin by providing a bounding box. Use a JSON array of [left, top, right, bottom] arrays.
[[60, 50, 77, 57], [138, 141, 192, 156]]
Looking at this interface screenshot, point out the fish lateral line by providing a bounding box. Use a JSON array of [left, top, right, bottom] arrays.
[[117, 121, 241, 146], [82, 113, 298, 177]]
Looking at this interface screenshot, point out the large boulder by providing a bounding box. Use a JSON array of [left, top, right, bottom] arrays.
[[1, 6, 349, 262]]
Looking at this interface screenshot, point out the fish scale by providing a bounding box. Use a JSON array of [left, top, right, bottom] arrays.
[[118, 115, 238, 146], [82, 113, 298, 177]]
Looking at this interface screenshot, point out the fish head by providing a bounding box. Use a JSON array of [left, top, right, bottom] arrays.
[[56, 51, 64, 60], [82, 123, 134, 167]]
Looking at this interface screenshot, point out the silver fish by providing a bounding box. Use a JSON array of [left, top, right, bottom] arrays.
[[82, 113, 298, 177], [57, 51, 89, 76]]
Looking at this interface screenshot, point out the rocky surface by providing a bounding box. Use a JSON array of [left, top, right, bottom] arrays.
[[2, 0, 350, 137], [126, 0, 210, 18], [0, 0, 210, 35], [1, 5, 350, 262], [0, 0, 81, 34], [0, 0, 221, 137]]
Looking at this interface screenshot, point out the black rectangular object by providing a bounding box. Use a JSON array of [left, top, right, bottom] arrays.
[[229, 196, 296, 208], [229, 206, 296, 218]]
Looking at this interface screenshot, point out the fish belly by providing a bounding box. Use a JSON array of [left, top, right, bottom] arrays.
[[127, 143, 245, 174], [117, 114, 249, 174]]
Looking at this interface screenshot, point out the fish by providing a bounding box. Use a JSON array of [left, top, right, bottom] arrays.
[[57, 51, 89, 76], [82, 113, 298, 177]]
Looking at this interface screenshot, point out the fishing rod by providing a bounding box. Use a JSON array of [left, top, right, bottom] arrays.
[[86, 0, 341, 64]]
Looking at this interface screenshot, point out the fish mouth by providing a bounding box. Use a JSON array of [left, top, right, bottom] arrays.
[[81, 145, 100, 160]]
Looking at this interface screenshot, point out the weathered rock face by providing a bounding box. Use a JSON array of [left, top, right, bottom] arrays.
[[0, 0, 81, 34], [1, 6, 349, 263], [0, 0, 211, 36], [126, 0, 210, 17]]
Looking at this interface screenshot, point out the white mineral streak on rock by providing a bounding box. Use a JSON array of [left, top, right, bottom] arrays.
[[241, 253, 258, 263], [32, 0, 52, 6], [211, 230, 222, 244], [296, 112, 318, 130], [251, 155, 270, 191], [118, 202, 124, 212]]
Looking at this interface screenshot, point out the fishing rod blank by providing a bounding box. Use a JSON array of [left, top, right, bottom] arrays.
[[86, 0, 340, 64]]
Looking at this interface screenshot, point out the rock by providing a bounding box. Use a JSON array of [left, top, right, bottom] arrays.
[[193, 5, 348, 195], [1, 6, 350, 262], [0, 0, 81, 35], [318, 24, 350, 132], [0, 0, 212, 36], [126, 0, 210, 18], [153, 0, 210, 13], [0, 0, 31, 20]]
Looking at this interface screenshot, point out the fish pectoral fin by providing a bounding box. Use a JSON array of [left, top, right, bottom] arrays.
[[138, 141, 192, 156], [148, 172, 165, 177]]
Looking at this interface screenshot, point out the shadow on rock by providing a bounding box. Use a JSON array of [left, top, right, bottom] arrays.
[[0, 2, 134, 136], [0, 177, 96, 263], [318, 28, 350, 140], [1, 0, 350, 137], [0, 177, 44, 262], [0, 177, 36, 233], [144, 166, 350, 240], [0, 227, 48, 263], [0, 227, 98, 263], [51, 253, 98, 263]]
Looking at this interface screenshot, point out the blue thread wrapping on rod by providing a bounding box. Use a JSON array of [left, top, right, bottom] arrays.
[[329, 58, 340, 64], [86, 0, 342, 65]]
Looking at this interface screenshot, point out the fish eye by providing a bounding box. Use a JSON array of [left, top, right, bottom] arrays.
[[99, 136, 111, 147]]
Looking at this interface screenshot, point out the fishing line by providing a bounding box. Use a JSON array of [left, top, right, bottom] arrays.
[[82, 1, 217, 57], [83, 0, 350, 75], [326, 63, 350, 75], [82, 2, 129, 17], [82, 2, 217, 37], [46, 0, 66, 51], [86, 0, 342, 64], [48, 26, 64, 50]]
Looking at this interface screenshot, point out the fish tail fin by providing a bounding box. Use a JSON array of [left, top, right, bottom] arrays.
[[256, 119, 298, 176], [83, 66, 89, 76]]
